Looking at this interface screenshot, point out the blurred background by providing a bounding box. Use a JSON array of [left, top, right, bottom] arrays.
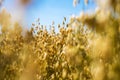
[[0, 0, 96, 28]]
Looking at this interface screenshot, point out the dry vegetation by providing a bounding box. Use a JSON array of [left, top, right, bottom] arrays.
[[0, 0, 120, 80]]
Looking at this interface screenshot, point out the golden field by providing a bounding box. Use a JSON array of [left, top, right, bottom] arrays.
[[0, 0, 120, 80]]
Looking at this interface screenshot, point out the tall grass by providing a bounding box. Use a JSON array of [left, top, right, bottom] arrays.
[[0, 0, 120, 80]]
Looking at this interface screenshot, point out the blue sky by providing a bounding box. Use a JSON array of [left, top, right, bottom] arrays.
[[1, 0, 96, 28]]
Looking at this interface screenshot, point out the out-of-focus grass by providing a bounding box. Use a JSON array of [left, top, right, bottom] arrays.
[[0, 0, 120, 80]]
